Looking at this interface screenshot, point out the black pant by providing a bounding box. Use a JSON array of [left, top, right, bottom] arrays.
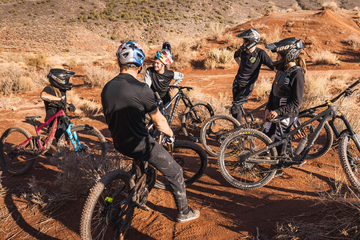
[[231, 80, 255, 124], [162, 92, 172, 118], [127, 137, 188, 213]]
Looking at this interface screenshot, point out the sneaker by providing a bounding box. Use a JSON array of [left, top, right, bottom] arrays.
[[177, 206, 200, 223]]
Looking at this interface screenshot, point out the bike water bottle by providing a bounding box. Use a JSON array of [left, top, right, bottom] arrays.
[[294, 136, 308, 156]]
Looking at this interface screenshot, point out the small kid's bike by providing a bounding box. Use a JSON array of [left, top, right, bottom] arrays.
[[0, 108, 107, 175], [217, 79, 360, 190]]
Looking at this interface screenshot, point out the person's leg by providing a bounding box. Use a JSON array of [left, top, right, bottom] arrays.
[[162, 92, 172, 120], [232, 82, 255, 124]]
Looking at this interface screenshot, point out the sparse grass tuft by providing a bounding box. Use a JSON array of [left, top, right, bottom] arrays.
[[83, 64, 118, 88], [286, 3, 302, 12], [26, 55, 47, 68], [204, 48, 235, 69], [67, 91, 103, 117], [302, 72, 332, 109], [341, 37, 360, 50], [254, 76, 272, 101], [208, 23, 225, 41], [312, 50, 340, 65], [171, 40, 192, 70], [0, 65, 37, 95], [322, 1, 339, 11]]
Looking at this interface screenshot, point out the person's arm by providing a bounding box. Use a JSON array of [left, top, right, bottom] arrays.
[[40, 91, 62, 102], [234, 49, 241, 66], [261, 50, 275, 71], [144, 69, 152, 87], [172, 71, 184, 86], [274, 71, 305, 116], [148, 108, 173, 137]]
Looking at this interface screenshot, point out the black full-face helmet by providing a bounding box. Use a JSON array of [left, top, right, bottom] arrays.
[[47, 69, 75, 91], [236, 28, 260, 51], [265, 37, 303, 70]]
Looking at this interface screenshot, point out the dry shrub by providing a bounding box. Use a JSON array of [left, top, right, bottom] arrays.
[[254, 76, 272, 101], [263, 1, 278, 16], [83, 64, 118, 88], [267, 26, 282, 44], [67, 91, 103, 117], [312, 50, 340, 65], [341, 37, 360, 50], [229, 38, 242, 51], [322, 1, 339, 11], [0, 95, 22, 109], [251, 22, 268, 30], [285, 20, 295, 27], [302, 72, 332, 109], [204, 48, 235, 69], [208, 23, 225, 41], [0, 65, 37, 95], [0, 172, 6, 199], [224, 33, 233, 43], [171, 40, 192, 70], [286, 3, 302, 12], [26, 55, 47, 69], [191, 38, 206, 51]]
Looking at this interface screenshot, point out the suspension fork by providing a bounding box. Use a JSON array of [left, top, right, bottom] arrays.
[[61, 116, 82, 152]]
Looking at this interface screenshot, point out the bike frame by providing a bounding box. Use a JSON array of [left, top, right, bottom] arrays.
[[246, 79, 360, 166], [13, 109, 83, 155]]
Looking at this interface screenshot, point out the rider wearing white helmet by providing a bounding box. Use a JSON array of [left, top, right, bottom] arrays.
[[101, 41, 200, 223]]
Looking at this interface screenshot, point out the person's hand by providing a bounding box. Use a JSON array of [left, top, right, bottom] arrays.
[[264, 109, 270, 121], [268, 110, 278, 120], [67, 103, 76, 112]]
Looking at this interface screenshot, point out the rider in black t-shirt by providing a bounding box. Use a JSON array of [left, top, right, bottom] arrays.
[[232, 28, 274, 124], [144, 42, 184, 116], [101, 41, 200, 223], [40, 69, 76, 139]]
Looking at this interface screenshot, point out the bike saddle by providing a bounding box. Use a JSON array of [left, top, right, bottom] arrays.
[[232, 100, 248, 105], [25, 116, 42, 120]]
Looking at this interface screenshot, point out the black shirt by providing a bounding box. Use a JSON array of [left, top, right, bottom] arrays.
[[266, 66, 305, 118], [234, 48, 274, 87], [101, 73, 158, 157], [144, 67, 177, 98], [41, 85, 66, 122]]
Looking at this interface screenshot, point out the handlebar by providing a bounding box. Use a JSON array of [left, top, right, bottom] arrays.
[[300, 78, 360, 114], [169, 85, 193, 91]]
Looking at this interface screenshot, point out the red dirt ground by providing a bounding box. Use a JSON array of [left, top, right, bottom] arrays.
[[1, 9, 360, 240]]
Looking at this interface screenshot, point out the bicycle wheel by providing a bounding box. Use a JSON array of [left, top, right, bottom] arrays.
[[182, 100, 214, 142], [80, 170, 134, 240], [295, 114, 334, 159], [155, 140, 208, 190], [57, 124, 107, 159], [339, 132, 360, 191], [217, 129, 277, 190], [200, 115, 241, 157], [0, 127, 35, 175]]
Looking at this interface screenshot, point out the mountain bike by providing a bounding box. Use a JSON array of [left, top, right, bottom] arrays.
[[201, 100, 333, 160], [0, 108, 107, 175], [147, 85, 214, 142], [217, 79, 360, 190], [80, 158, 157, 240]]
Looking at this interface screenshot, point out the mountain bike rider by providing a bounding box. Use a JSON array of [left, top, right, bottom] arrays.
[[264, 37, 306, 174], [144, 42, 184, 116], [232, 28, 274, 124], [40, 69, 76, 140], [101, 41, 200, 223]]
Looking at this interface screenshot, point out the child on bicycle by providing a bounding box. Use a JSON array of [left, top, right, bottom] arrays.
[[40, 69, 76, 140], [144, 42, 184, 116], [264, 37, 306, 172], [232, 28, 274, 124]]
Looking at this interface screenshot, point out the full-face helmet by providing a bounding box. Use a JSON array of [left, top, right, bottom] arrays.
[[155, 49, 173, 67], [236, 28, 261, 51], [48, 69, 75, 91]]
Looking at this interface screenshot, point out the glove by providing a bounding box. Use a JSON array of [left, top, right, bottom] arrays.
[[165, 135, 175, 145], [67, 103, 76, 112]]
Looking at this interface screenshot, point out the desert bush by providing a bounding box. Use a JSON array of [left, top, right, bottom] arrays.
[[67, 91, 103, 117], [204, 48, 235, 69], [267, 26, 282, 44], [263, 1, 277, 16], [0, 95, 22, 109], [191, 38, 206, 51], [252, 22, 268, 30], [224, 33, 233, 43], [0, 65, 36, 95], [341, 37, 360, 50], [26, 55, 47, 68], [322, 1, 339, 11], [208, 23, 225, 41], [254, 76, 272, 101], [312, 50, 340, 65], [301, 72, 332, 109], [286, 3, 302, 12], [171, 40, 192, 70], [82, 64, 118, 87]]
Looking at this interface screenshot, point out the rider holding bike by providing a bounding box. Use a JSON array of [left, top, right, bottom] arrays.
[[232, 28, 274, 124], [101, 41, 200, 223], [144, 42, 184, 116], [40, 69, 76, 140], [264, 37, 306, 172]]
